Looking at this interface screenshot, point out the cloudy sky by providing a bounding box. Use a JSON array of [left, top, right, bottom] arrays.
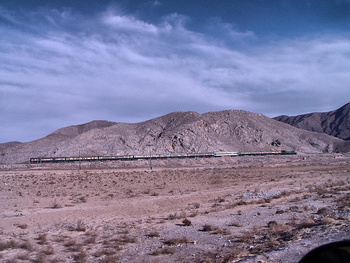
[[1, 0, 350, 142]]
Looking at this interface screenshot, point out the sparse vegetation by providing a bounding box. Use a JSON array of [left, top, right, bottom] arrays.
[[151, 247, 176, 255], [164, 237, 190, 246], [0, 154, 349, 262], [146, 231, 160, 238], [49, 200, 62, 209], [201, 224, 213, 232], [37, 233, 47, 245]]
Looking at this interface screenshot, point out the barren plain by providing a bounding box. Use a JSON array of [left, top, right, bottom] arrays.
[[1, 154, 350, 263]]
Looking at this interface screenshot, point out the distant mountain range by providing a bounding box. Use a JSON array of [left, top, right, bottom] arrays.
[[274, 102, 350, 141], [1, 106, 349, 164]]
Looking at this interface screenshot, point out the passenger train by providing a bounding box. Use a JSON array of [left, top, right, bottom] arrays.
[[30, 150, 296, 163]]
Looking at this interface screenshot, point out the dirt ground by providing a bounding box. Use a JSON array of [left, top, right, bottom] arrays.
[[0, 154, 350, 263]]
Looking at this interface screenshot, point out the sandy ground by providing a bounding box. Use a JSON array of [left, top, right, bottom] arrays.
[[0, 154, 350, 262]]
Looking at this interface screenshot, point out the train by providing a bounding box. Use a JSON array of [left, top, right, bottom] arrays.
[[29, 150, 296, 163]]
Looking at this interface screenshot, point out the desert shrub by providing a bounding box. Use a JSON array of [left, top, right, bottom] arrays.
[[151, 247, 175, 255], [236, 200, 248, 206], [321, 217, 338, 225], [189, 211, 199, 217], [212, 228, 231, 235], [78, 196, 87, 203], [267, 221, 278, 228], [72, 251, 87, 262], [37, 233, 47, 245], [295, 217, 316, 229], [193, 203, 200, 209], [289, 206, 300, 212], [201, 224, 213, 232], [83, 232, 97, 245], [182, 218, 192, 226], [274, 208, 284, 214], [40, 246, 54, 255], [68, 220, 86, 232], [0, 240, 19, 251], [53, 235, 66, 243], [227, 221, 242, 227], [32, 252, 46, 263], [164, 237, 189, 246], [93, 248, 115, 257], [16, 253, 30, 260], [64, 239, 77, 248], [317, 207, 331, 215], [75, 220, 86, 232], [15, 223, 28, 229], [238, 230, 255, 243], [167, 213, 178, 220], [100, 255, 120, 263], [49, 200, 62, 209], [120, 234, 137, 244], [146, 231, 160, 238], [22, 241, 33, 251], [167, 211, 186, 220]]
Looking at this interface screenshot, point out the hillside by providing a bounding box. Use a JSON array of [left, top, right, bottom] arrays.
[[0, 141, 22, 151], [1, 110, 350, 164], [275, 102, 350, 140]]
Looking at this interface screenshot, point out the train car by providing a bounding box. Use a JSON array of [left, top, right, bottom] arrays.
[[214, 152, 239, 157], [281, 150, 297, 155]]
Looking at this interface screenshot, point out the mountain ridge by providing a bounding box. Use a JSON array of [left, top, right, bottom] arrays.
[[1, 109, 349, 164], [274, 102, 350, 140]]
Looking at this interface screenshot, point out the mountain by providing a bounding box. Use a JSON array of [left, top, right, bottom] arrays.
[[274, 102, 350, 141], [0, 141, 22, 151], [1, 110, 350, 164]]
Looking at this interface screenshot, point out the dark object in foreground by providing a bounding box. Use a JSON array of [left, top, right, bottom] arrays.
[[299, 240, 350, 263]]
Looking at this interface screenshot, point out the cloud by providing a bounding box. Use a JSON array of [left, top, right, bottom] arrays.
[[0, 7, 350, 142]]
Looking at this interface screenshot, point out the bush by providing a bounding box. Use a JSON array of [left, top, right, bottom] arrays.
[[182, 218, 192, 226]]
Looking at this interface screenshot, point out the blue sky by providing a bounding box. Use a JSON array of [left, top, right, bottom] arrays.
[[1, 0, 350, 142]]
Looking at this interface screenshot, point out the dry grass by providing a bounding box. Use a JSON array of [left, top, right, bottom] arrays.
[[164, 237, 190, 246], [67, 220, 86, 232], [201, 224, 214, 232], [166, 211, 187, 220], [1, 156, 349, 262], [146, 231, 160, 238], [295, 217, 317, 229], [49, 200, 62, 209], [151, 247, 176, 255], [37, 233, 47, 245], [72, 250, 87, 262], [83, 232, 98, 245], [40, 245, 54, 255], [227, 221, 243, 227], [14, 223, 28, 229], [0, 239, 32, 252]]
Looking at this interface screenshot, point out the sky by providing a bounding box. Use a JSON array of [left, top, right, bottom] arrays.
[[1, 0, 350, 142]]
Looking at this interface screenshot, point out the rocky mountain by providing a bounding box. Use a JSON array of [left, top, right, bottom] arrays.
[[0, 141, 22, 151], [1, 110, 350, 164], [274, 102, 350, 141]]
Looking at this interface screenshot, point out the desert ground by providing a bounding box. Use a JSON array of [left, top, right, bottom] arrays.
[[0, 154, 350, 263]]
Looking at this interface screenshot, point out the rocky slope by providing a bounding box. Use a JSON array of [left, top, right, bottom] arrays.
[[0, 141, 22, 151], [275, 102, 350, 140], [1, 110, 350, 164]]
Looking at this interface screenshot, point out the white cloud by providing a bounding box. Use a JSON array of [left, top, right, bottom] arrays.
[[0, 7, 350, 142], [103, 12, 159, 34]]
